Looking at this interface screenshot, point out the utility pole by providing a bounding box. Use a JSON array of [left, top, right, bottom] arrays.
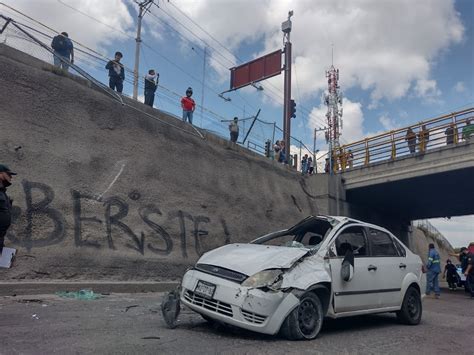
[[133, 0, 154, 100], [281, 11, 293, 163], [313, 127, 326, 173], [200, 46, 207, 128]]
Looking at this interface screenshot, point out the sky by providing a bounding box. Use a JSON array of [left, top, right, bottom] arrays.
[[0, 0, 473, 247]]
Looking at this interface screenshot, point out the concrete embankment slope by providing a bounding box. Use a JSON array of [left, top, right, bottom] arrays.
[[0, 45, 330, 281]]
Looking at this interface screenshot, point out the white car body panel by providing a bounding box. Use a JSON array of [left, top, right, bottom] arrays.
[[180, 215, 424, 336], [181, 269, 299, 335], [197, 243, 308, 275]]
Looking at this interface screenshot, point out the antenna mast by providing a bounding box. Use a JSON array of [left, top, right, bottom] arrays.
[[324, 50, 343, 173]]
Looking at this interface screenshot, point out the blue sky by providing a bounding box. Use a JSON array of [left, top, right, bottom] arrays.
[[1, 0, 473, 247]]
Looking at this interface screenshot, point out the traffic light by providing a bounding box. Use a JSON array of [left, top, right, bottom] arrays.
[[290, 99, 296, 118], [264, 139, 271, 157]]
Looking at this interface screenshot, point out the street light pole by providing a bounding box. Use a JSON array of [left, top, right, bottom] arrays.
[[282, 11, 293, 164], [133, 0, 154, 100]]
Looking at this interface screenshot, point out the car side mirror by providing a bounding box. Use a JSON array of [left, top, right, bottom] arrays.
[[341, 250, 355, 282]]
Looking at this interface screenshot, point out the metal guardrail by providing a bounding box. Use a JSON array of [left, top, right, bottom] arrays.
[[332, 107, 474, 172]]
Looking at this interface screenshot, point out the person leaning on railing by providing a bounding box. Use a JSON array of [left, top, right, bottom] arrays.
[[418, 124, 430, 153], [462, 119, 474, 141], [405, 127, 417, 154]]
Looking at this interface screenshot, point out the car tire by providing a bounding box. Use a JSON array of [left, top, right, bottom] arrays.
[[397, 286, 422, 325], [280, 292, 324, 340]]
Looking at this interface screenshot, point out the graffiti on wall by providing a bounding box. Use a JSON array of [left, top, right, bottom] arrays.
[[7, 180, 231, 258]]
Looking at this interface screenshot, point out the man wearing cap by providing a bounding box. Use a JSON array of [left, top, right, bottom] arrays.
[[0, 164, 16, 255], [51, 32, 74, 72]]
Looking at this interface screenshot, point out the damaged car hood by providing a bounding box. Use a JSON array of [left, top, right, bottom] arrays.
[[197, 243, 308, 276]]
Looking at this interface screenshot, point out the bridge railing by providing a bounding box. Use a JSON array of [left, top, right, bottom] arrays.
[[333, 107, 474, 172]]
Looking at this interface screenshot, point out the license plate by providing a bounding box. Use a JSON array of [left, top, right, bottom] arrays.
[[194, 280, 216, 299]]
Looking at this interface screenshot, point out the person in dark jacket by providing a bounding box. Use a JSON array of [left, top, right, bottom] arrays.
[[0, 164, 16, 255], [405, 127, 417, 154], [443, 259, 459, 290], [144, 69, 159, 107], [105, 51, 125, 93], [51, 32, 74, 72]]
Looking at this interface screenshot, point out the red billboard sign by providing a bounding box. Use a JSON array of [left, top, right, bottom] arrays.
[[230, 49, 282, 91]]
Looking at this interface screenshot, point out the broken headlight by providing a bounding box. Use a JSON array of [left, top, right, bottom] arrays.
[[241, 269, 282, 288]]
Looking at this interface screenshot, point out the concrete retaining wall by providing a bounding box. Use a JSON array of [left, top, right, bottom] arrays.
[[0, 45, 331, 281]]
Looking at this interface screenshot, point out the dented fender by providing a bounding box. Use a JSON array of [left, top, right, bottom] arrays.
[[280, 253, 332, 290]]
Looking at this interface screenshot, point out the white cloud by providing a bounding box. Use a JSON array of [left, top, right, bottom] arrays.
[[414, 79, 442, 101], [308, 98, 364, 143], [2, 0, 135, 53], [169, 0, 464, 105], [428, 216, 474, 248], [379, 114, 397, 130], [454, 81, 466, 93]]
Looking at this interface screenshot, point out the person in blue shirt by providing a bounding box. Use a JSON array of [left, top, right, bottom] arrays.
[[426, 243, 441, 298], [51, 32, 74, 72]]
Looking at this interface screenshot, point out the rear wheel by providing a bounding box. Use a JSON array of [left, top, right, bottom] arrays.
[[280, 292, 324, 340], [397, 286, 422, 325]]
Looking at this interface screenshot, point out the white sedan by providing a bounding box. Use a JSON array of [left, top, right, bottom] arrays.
[[180, 216, 425, 340]]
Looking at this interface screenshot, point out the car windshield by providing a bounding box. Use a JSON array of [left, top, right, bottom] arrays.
[[251, 216, 338, 250]]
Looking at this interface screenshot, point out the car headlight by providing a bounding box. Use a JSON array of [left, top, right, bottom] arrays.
[[241, 269, 283, 288]]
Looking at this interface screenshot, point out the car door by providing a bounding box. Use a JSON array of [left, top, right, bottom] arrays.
[[365, 227, 407, 307], [328, 225, 378, 313]]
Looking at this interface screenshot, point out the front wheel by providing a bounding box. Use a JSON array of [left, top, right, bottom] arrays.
[[397, 286, 422, 325], [280, 292, 324, 340]]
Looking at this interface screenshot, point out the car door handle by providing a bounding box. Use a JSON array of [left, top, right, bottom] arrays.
[[399, 263, 407, 269], [368, 265, 377, 271]]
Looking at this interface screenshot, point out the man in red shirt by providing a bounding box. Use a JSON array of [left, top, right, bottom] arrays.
[[181, 87, 195, 124]]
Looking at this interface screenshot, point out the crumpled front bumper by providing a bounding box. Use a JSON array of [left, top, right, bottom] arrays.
[[180, 269, 299, 335]]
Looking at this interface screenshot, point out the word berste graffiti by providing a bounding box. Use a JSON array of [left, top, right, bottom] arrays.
[[8, 180, 231, 257]]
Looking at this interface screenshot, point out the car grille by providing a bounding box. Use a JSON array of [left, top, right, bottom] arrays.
[[184, 290, 233, 318], [195, 264, 248, 283], [241, 309, 267, 324]]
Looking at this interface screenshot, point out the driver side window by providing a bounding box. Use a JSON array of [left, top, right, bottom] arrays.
[[334, 226, 368, 258]]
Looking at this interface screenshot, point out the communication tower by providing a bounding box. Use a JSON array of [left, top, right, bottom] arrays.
[[324, 61, 343, 173]]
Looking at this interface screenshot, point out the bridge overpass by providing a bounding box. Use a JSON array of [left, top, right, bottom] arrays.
[[325, 108, 474, 245]]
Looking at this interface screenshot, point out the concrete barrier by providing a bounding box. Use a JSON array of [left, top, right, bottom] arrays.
[[0, 45, 332, 282]]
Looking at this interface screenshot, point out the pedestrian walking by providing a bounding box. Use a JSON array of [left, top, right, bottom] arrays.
[[445, 123, 457, 145], [181, 87, 195, 124], [443, 259, 459, 290], [0, 164, 16, 256], [308, 157, 314, 175], [144, 69, 159, 107], [229, 117, 239, 143], [405, 127, 416, 154], [426, 243, 441, 298], [418, 124, 430, 153], [51, 32, 74, 72], [301, 154, 308, 174], [106, 52, 125, 93]]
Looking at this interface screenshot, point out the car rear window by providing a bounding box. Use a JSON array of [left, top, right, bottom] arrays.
[[368, 228, 399, 257]]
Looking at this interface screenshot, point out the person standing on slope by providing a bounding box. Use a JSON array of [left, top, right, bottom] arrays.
[[181, 87, 196, 124]]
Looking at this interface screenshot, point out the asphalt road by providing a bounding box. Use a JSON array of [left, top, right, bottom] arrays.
[[1, 288, 473, 355]]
